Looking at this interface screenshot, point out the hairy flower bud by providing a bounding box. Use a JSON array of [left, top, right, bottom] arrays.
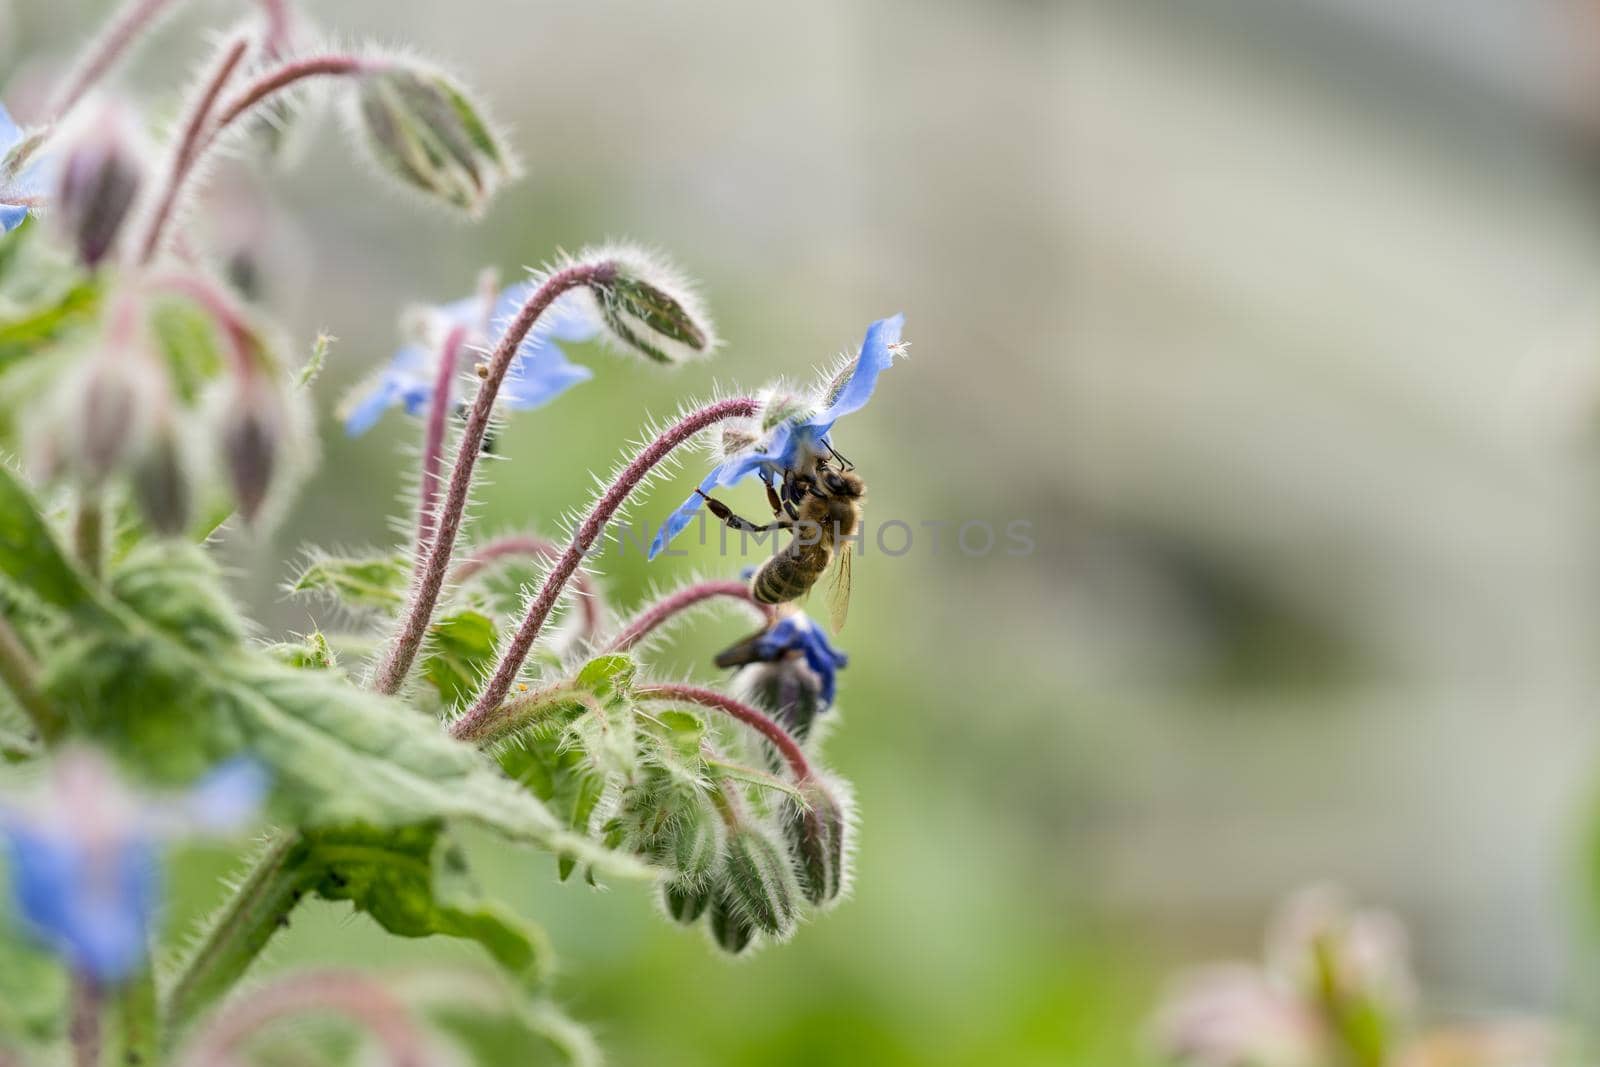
[[784, 778, 850, 907], [736, 661, 828, 744], [217, 381, 283, 524], [756, 386, 811, 433], [131, 419, 192, 536], [354, 64, 515, 215], [662, 878, 712, 925], [586, 245, 715, 365], [721, 824, 800, 940], [50, 99, 149, 268], [708, 887, 756, 955]]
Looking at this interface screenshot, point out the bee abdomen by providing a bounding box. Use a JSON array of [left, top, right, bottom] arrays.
[[751, 558, 815, 605]]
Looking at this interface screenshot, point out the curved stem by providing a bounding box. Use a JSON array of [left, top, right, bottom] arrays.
[[370, 263, 623, 695], [140, 53, 369, 263], [602, 580, 771, 654], [637, 682, 813, 782], [47, 0, 180, 121], [451, 534, 603, 639], [135, 33, 252, 264], [175, 970, 429, 1067], [412, 325, 469, 575], [457, 397, 759, 715], [450, 683, 593, 746]]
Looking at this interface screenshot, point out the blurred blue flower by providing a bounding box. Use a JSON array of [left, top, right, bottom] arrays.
[[343, 283, 601, 436], [0, 103, 45, 234], [648, 314, 904, 559], [1, 750, 268, 983], [754, 613, 849, 707]]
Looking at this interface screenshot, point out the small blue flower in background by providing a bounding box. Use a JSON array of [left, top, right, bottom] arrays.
[[0, 102, 47, 234], [0, 749, 268, 984], [342, 282, 602, 436], [752, 612, 849, 707], [648, 314, 905, 559]]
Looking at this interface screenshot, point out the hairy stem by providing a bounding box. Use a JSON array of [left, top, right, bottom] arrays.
[[47, 0, 180, 121], [638, 682, 813, 782], [141, 53, 369, 262], [175, 970, 428, 1067], [449, 683, 593, 746], [451, 534, 604, 639], [69, 974, 101, 1067], [457, 396, 760, 719], [73, 493, 104, 579], [412, 324, 470, 576], [135, 33, 252, 264], [602, 579, 770, 654], [163, 832, 317, 1036], [0, 612, 63, 744], [371, 263, 623, 695]]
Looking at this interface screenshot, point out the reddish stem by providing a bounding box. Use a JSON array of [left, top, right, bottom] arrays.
[[140, 53, 369, 263], [412, 324, 470, 573], [372, 263, 623, 695], [603, 580, 771, 654], [451, 534, 603, 638], [142, 271, 256, 377], [638, 683, 813, 782], [136, 33, 252, 264], [452, 396, 759, 721], [175, 970, 428, 1067], [47, 0, 180, 121]]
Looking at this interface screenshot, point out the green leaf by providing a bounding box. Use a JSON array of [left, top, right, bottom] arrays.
[[265, 630, 338, 670], [289, 550, 409, 612], [0, 915, 66, 1048], [422, 610, 497, 707], [0, 461, 95, 612], [303, 823, 551, 990], [146, 297, 226, 404]]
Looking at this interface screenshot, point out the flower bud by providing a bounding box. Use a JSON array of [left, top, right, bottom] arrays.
[[50, 99, 149, 268], [130, 420, 192, 536], [756, 387, 811, 433], [217, 381, 282, 524], [49, 345, 160, 488], [586, 245, 715, 365], [784, 778, 850, 907], [721, 824, 800, 940], [736, 661, 828, 744], [1265, 885, 1414, 1029], [661, 878, 711, 925], [354, 64, 515, 215], [707, 888, 755, 956]]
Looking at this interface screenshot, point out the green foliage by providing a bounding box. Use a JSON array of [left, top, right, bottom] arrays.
[[422, 610, 498, 706], [300, 823, 552, 991], [289, 550, 410, 612]]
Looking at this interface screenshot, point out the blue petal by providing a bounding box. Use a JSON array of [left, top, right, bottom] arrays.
[[183, 757, 269, 833], [752, 615, 847, 706], [5, 828, 158, 983], [0, 103, 19, 152], [0, 204, 26, 234], [342, 376, 404, 436], [814, 314, 904, 429], [501, 340, 593, 410], [648, 463, 730, 560]]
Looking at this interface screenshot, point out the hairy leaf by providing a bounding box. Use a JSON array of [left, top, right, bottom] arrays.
[[290, 550, 409, 612], [422, 610, 497, 707]]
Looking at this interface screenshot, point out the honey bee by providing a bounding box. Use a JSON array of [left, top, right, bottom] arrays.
[[698, 456, 863, 631]]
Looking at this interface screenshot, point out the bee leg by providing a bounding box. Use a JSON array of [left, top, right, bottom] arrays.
[[695, 490, 793, 533], [763, 476, 784, 518], [825, 440, 855, 471]]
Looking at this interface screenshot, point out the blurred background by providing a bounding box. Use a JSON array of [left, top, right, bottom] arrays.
[[13, 0, 1600, 1063]]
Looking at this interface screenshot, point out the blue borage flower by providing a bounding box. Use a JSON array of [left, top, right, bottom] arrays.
[[0, 751, 268, 983], [342, 282, 602, 436], [0, 102, 47, 233], [754, 612, 849, 707], [648, 314, 906, 560]]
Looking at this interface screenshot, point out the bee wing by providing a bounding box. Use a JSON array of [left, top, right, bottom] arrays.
[[824, 540, 853, 632]]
